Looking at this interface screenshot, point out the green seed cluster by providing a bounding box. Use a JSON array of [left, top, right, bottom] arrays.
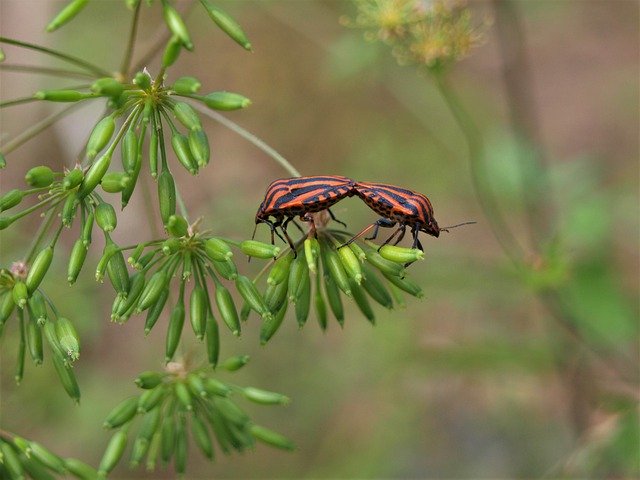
[[99, 357, 292, 476], [0, 434, 98, 480]]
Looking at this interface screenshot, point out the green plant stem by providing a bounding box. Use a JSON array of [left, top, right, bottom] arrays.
[[0, 95, 42, 108], [120, 0, 142, 78], [0, 37, 110, 77], [0, 63, 95, 80], [0, 103, 81, 155], [140, 175, 163, 238], [432, 73, 522, 264], [190, 103, 301, 178], [25, 206, 58, 264]]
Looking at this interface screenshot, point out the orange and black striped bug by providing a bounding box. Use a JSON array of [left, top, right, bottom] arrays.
[[254, 175, 357, 250], [345, 181, 474, 252]]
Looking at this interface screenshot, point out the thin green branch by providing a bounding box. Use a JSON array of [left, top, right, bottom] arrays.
[[0, 96, 40, 108], [119, 0, 143, 78], [190, 103, 301, 178], [0, 37, 110, 78], [25, 206, 58, 264], [0, 63, 96, 80]]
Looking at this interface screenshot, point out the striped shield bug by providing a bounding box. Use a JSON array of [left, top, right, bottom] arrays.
[[254, 176, 356, 250]]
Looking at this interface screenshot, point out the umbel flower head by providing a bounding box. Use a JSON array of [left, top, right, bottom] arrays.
[[344, 0, 488, 70]]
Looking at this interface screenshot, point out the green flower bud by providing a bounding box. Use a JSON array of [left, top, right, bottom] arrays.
[[91, 77, 123, 97], [149, 129, 159, 179], [115, 271, 145, 318], [46, 0, 89, 32], [138, 384, 167, 412], [64, 457, 99, 480], [28, 290, 47, 324], [287, 254, 307, 303], [81, 211, 94, 247], [0, 214, 16, 230], [134, 371, 165, 389], [26, 316, 43, 365], [28, 441, 66, 473], [188, 129, 210, 167], [250, 425, 294, 451], [190, 285, 207, 340], [338, 244, 363, 284], [137, 270, 169, 312], [173, 102, 202, 131], [201, 0, 252, 51], [160, 415, 176, 463], [162, 237, 181, 256], [215, 282, 240, 336], [25, 165, 54, 187], [349, 241, 367, 262], [295, 274, 310, 327], [12, 281, 28, 309], [167, 214, 188, 237], [25, 245, 53, 293], [267, 251, 294, 286], [381, 271, 424, 298], [52, 353, 80, 402], [35, 89, 90, 102], [0, 189, 24, 212], [56, 316, 80, 361], [186, 373, 207, 398], [138, 406, 162, 440], [172, 76, 201, 95], [215, 397, 249, 426], [100, 171, 130, 193], [205, 313, 220, 367], [43, 319, 65, 358], [106, 248, 130, 295], [212, 258, 238, 281], [222, 354, 249, 371], [121, 128, 138, 173], [157, 170, 176, 224], [202, 91, 251, 111], [145, 432, 161, 471], [361, 264, 393, 309], [0, 441, 24, 479], [175, 414, 187, 474], [15, 311, 25, 382], [62, 168, 84, 190], [191, 415, 214, 459], [202, 380, 230, 401], [161, 34, 182, 68], [78, 152, 112, 198], [365, 249, 406, 278], [61, 192, 78, 227], [165, 296, 185, 362], [350, 280, 375, 324], [175, 382, 192, 410], [171, 132, 198, 174], [260, 301, 287, 345], [379, 245, 424, 264], [235, 275, 269, 318], [162, 3, 193, 50], [205, 237, 233, 261], [323, 246, 351, 297], [144, 288, 169, 334], [304, 237, 320, 274], [243, 387, 289, 405], [98, 430, 127, 476], [265, 277, 288, 312], [133, 71, 151, 90], [314, 278, 327, 330], [323, 275, 344, 326], [0, 290, 16, 324], [240, 240, 279, 259], [86, 115, 115, 160]]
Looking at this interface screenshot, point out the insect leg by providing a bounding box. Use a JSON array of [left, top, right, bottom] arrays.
[[281, 217, 298, 252], [340, 218, 395, 248], [327, 208, 348, 228], [410, 226, 423, 251], [392, 226, 406, 245], [378, 225, 406, 251], [365, 217, 396, 241]]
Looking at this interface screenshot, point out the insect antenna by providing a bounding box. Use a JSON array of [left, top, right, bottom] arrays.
[[440, 221, 477, 233]]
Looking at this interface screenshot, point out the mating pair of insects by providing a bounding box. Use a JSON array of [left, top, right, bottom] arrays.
[[254, 175, 467, 253]]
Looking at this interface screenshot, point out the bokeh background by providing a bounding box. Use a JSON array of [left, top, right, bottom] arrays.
[[1, 0, 638, 478]]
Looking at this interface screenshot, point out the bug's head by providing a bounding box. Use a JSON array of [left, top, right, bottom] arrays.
[[421, 217, 441, 238]]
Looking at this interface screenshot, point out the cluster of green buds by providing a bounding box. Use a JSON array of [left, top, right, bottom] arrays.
[[0, 433, 98, 480], [99, 357, 292, 476]]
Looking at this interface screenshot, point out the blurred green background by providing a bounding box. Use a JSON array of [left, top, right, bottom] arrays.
[[0, 0, 638, 478]]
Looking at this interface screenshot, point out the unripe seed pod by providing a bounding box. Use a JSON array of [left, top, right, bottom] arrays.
[[165, 296, 185, 362], [29, 290, 47, 324], [294, 274, 310, 327], [250, 424, 295, 451], [28, 442, 66, 473], [138, 406, 162, 440], [204, 378, 230, 397], [190, 285, 207, 340], [0, 189, 24, 211], [260, 301, 287, 345], [265, 277, 288, 312], [25, 165, 54, 187], [145, 431, 161, 471], [35, 89, 90, 102], [81, 211, 94, 246], [160, 415, 176, 463], [56, 316, 80, 361], [116, 271, 145, 317], [314, 278, 328, 331], [137, 270, 169, 312], [135, 371, 165, 389], [127, 243, 145, 269], [162, 237, 181, 256], [167, 214, 188, 237], [15, 312, 25, 382], [144, 288, 168, 334], [202, 91, 251, 111], [157, 170, 176, 224], [162, 35, 182, 67], [133, 71, 151, 90], [381, 271, 424, 298], [0, 441, 24, 478], [100, 171, 130, 193], [186, 373, 207, 398], [191, 415, 214, 459], [163, 4, 193, 50], [349, 241, 367, 262], [287, 254, 307, 303], [222, 354, 250, 371], [235, 275, 269, 318], [64, 457, 99, 480], [171, 133, 198, 174], [26, 316, 43, 365], [173, 76, 201, 95], [136, 250, 156, 270], [379, 245, 424, 264], [96, 243, 118, 282], [338, 245, 363, 284], [12, 281, 28, 309], [102, 397, 138, 429], [149, 130, 159, 179], [323, 275, 344, 326], [240, 301, 251, 321], [215, 283, 240, 336], [175, 414, 187, 474], [52, 353, 80, 402], [365, 249, 406, 278], [204, 237, 232, 261], [129, 437, 149, 468], [78, 152, 112, 198], [205, 313, 220, 367], [215, 397, 250, 426], [188, 129, 210, 167], [361, 264, 393, 308], [61, 192, 78, 227], [0, 290, 16, 324], [46, 0, 89, 32], [0, 214, 16, 230], [43, 319, 65, 359], [86, 115, 115, 159], [138, 384, 167, 412], [201, 0, 252, 50], [267, 251, 294, 286], [121, 128, 138, 173], [62, 168, 84, 190], [175, 382, 192, 410], [91, 77, 123, 97], [304, 237, 319, 274], [173, 102, 201, 131], [26, 246, 53, 293], [243, 387, 290, 405], [212, 259, 238, 281], [323, 247, 352, 297], [98, 430, 128, 476]]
